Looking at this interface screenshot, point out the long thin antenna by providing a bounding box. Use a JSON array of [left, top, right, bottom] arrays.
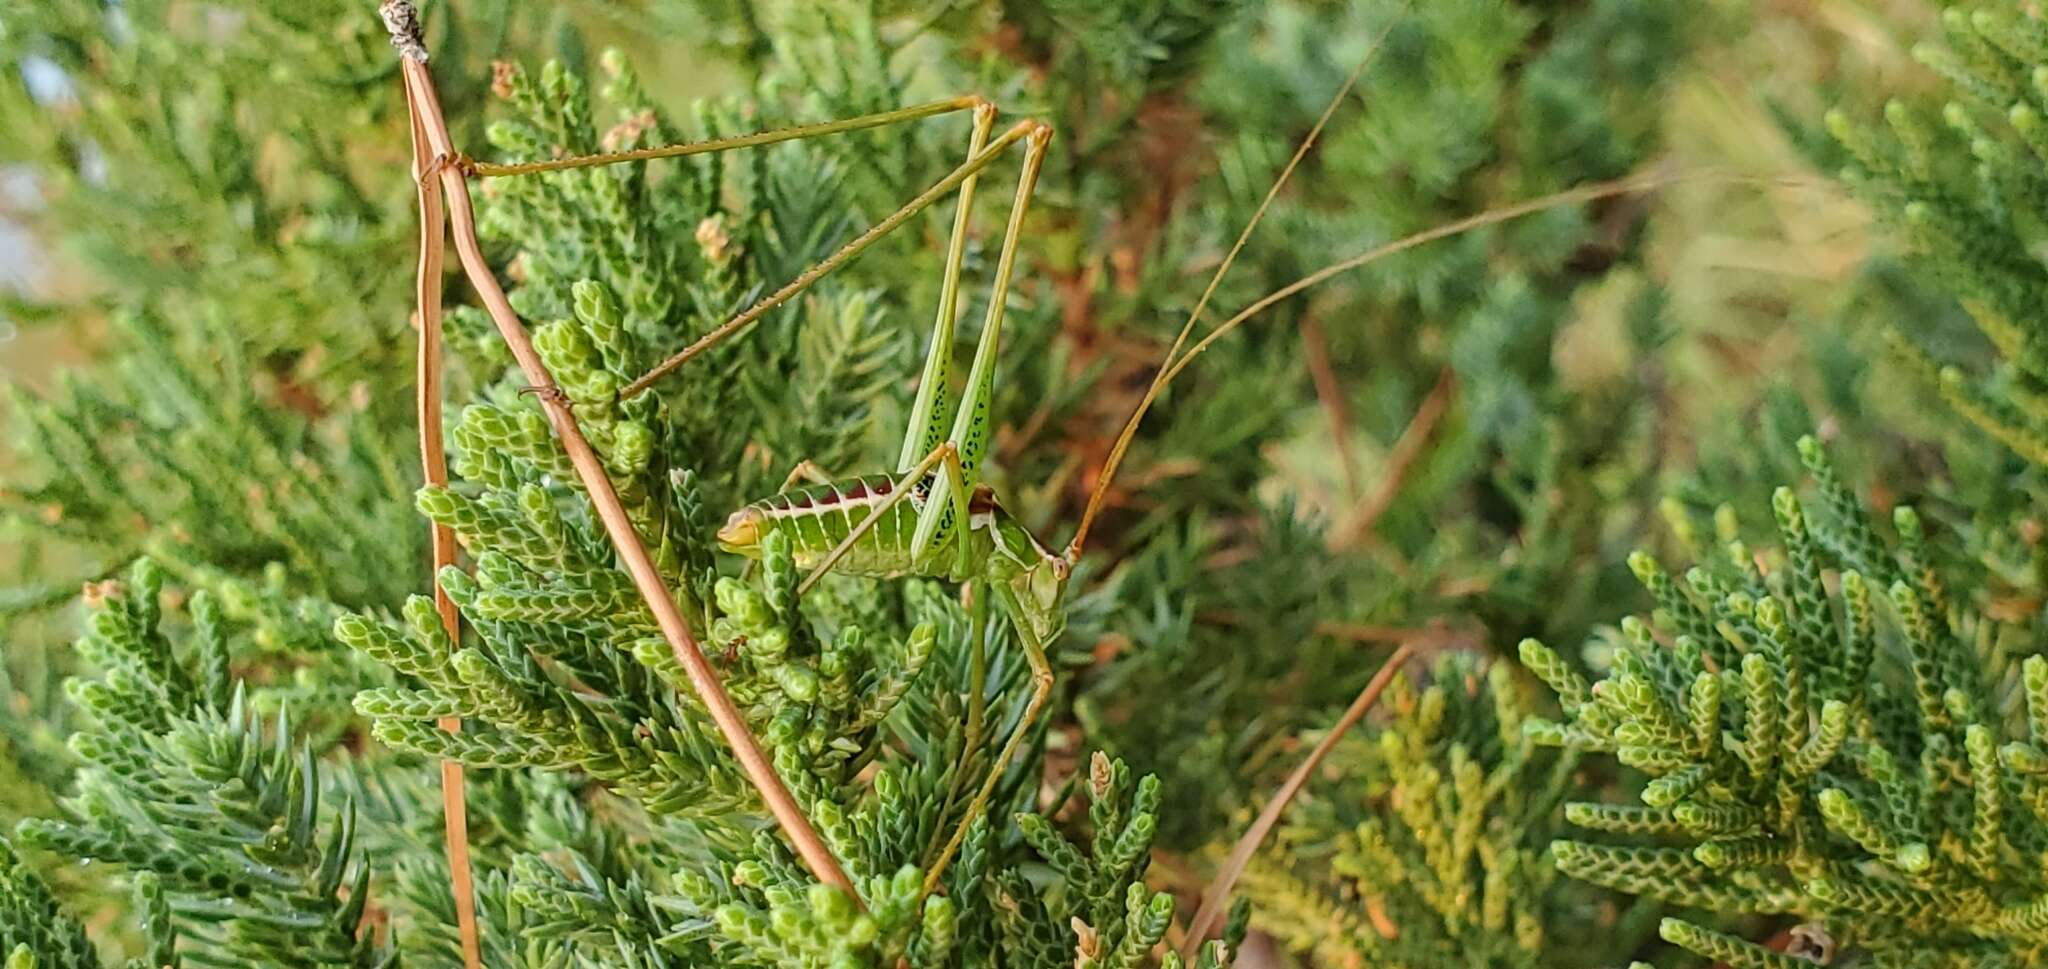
[[1071, 163, 1685, 568], [1153, 169, 1682, 392], [1063, 13, 1405, 562]]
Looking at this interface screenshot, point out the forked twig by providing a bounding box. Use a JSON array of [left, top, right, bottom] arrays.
[[1178, 641, 1415, 960], [402, 72, 483, 967], [1297, 313, 1361, 501], [378, 1, 859, 902]]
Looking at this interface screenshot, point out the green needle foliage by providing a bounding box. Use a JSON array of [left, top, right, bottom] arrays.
[[18, 0, 2048, 966], [1, 839, 99, 969], [1522, 437, 2047, 967], [15, 561, 387, 967], [1241, 652, 1650, 969], [1065, 0, 1695, 848], [0, 0, 532, 608], [1825, 0, 2048, 469]]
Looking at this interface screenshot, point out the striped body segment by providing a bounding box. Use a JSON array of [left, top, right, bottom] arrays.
[[715, 473, 1068, 649], [718, 475, 1025, 581]]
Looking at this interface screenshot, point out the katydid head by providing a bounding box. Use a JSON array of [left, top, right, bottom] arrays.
[[982, 504, 1072, 649], [716, 507, 766, 555]]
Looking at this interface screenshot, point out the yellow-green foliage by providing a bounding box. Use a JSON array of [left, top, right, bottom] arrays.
[[1242, 653, 1652, 968], [1524, 437, 2046, 967], [1827, 0, 2048, 468]]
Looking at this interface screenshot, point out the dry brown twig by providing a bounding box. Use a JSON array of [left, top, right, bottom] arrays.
[[1298, 313, 1361, 502], [378, 0, 861, 922], [1330, 365, 1455, 550], [400, 68, 482, 967], [1178, 641, 1415, 961]]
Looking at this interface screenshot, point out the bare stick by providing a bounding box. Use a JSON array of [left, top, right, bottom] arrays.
[[1178, 641, 1415, 960], [1298, 314, 1360, 501], [620, 121, 1040, 400], [380, 2, 859, 901], [404, 81, 482, 969]]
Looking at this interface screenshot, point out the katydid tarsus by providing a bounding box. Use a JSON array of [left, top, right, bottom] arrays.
[[381, 0, 1695, 946]]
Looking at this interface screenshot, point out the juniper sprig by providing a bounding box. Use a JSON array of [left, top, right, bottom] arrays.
[[1523, 437, 2047, 966]]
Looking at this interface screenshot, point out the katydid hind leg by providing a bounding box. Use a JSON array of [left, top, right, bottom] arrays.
[[910, 124, 1053, 562], [899, 103, 996, 474]]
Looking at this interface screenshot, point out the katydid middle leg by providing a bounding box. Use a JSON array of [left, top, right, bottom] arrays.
[[775, 460, 838, 493], [922, 592, 1055, 897]]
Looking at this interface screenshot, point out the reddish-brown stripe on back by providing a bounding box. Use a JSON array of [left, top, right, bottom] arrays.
[[968, 484, 998, 515]]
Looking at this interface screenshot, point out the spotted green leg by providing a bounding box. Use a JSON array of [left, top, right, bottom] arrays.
[[906, 127, 1049, 575]]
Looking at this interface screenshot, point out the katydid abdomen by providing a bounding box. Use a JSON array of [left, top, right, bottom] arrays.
[[717, 475, 1069, 646], [718, 475, 961, 578]]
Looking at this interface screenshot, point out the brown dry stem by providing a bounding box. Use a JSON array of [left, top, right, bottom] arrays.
[[382, 1, 858, 904]]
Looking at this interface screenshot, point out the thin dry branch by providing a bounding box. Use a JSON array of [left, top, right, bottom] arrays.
[[401, 74, 481, 969], [1331, 366, 1455, 549], [1298, 314, 1361, 502], [380, 1, 858, 901], [1179, 641, 1415, 960]]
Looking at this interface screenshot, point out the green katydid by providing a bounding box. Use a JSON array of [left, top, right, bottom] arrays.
[[615, 61, 1367, 891], [695, 117, 1067, 889], [385, 4, 1077, 898], [532, 22, 1409, 896]]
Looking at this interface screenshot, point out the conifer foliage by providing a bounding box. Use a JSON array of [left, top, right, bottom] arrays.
[[1523, 438, 2045, 967], [1239, 653, 1653, 969], [9, 0, 2048, 966], [1827, 0, 2048, 469]]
